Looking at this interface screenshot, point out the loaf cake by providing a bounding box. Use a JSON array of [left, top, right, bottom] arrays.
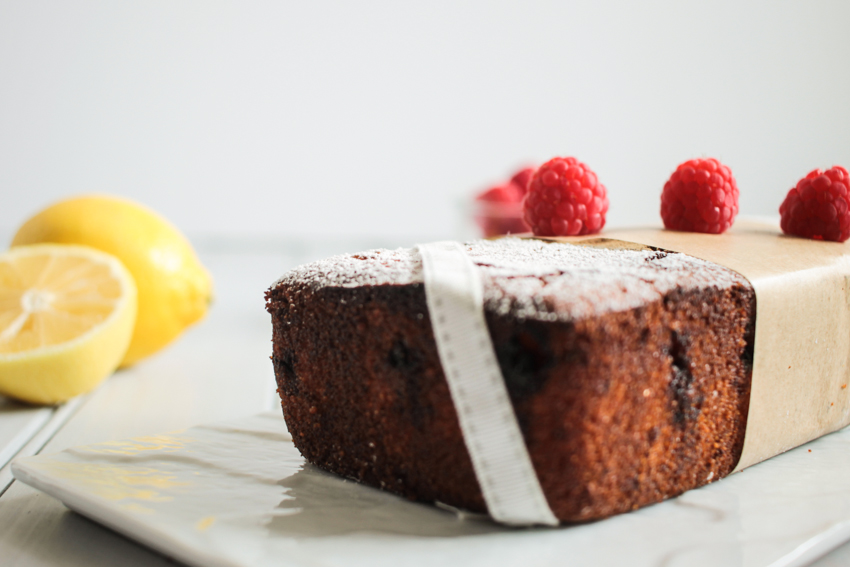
[[265, 237, 755, 522]]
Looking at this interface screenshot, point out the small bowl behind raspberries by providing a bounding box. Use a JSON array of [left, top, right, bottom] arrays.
[[522, 157, 608, 237], [661, 158, 739, 234], [779, 166, 850, 242]]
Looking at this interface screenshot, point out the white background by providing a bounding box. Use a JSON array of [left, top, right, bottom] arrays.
[[1, 0, 849, 244]]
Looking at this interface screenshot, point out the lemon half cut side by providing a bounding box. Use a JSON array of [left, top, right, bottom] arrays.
[[0, 244, 137, 404]]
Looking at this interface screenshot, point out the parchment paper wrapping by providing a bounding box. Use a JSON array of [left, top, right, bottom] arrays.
[[546, 220, 850, 472]]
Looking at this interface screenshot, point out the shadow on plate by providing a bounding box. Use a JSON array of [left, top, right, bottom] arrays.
[[269, 464, 505, 538]]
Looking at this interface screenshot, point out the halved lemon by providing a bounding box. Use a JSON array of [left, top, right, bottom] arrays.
[[0, 244, 137, 404]]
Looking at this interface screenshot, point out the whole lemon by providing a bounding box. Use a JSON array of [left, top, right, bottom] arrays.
[[11, 195, 213, 367]]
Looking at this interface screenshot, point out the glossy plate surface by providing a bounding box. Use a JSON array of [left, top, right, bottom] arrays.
[[11, 412, 850, 567]]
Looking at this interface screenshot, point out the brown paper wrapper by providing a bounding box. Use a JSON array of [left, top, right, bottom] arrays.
[[542, 220, 850, 472]]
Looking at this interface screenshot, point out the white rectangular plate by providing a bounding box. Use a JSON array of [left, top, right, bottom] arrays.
[[11, 412, 850, 567]]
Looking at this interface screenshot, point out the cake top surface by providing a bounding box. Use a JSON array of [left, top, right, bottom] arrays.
[[272, 238, 749, 321]]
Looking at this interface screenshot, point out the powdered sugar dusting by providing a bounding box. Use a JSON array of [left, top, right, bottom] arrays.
[[272, 248, 422, 289], [272, 238, 748, 321]]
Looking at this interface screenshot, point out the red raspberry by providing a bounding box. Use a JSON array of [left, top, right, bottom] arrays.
[[509, 166, 535, 195], [473, 166, 536, 237], [522, 157, 608, 236], [476, 183, 524, 204], [779, 166, 850, 242], [474, 183, 529, 237], [661, 158, 738, 234]]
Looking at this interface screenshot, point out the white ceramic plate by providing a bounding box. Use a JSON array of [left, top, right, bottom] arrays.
[[11, 412, 850, 567]]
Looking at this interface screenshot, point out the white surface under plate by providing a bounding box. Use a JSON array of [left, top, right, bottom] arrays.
[[10, 412, 850, 567]]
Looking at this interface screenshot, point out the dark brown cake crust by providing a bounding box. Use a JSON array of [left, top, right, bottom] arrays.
[[265, 242, 755, 522]]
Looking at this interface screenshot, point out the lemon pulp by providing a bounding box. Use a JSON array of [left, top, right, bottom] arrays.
[[0, 244, 137, 404]]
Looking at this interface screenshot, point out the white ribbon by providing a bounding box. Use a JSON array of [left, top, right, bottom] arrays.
[[417, 241, 558, 526]]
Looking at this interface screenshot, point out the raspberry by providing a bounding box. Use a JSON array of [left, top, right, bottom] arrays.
[[779, 166, 850, 242], [660, 158, 738, 234], [509, 166, 535, 195], [522, 157, 608, 236], [473, 166, 536, 237], [474, 184, 528, 237], [476, 183, 524, 204]]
